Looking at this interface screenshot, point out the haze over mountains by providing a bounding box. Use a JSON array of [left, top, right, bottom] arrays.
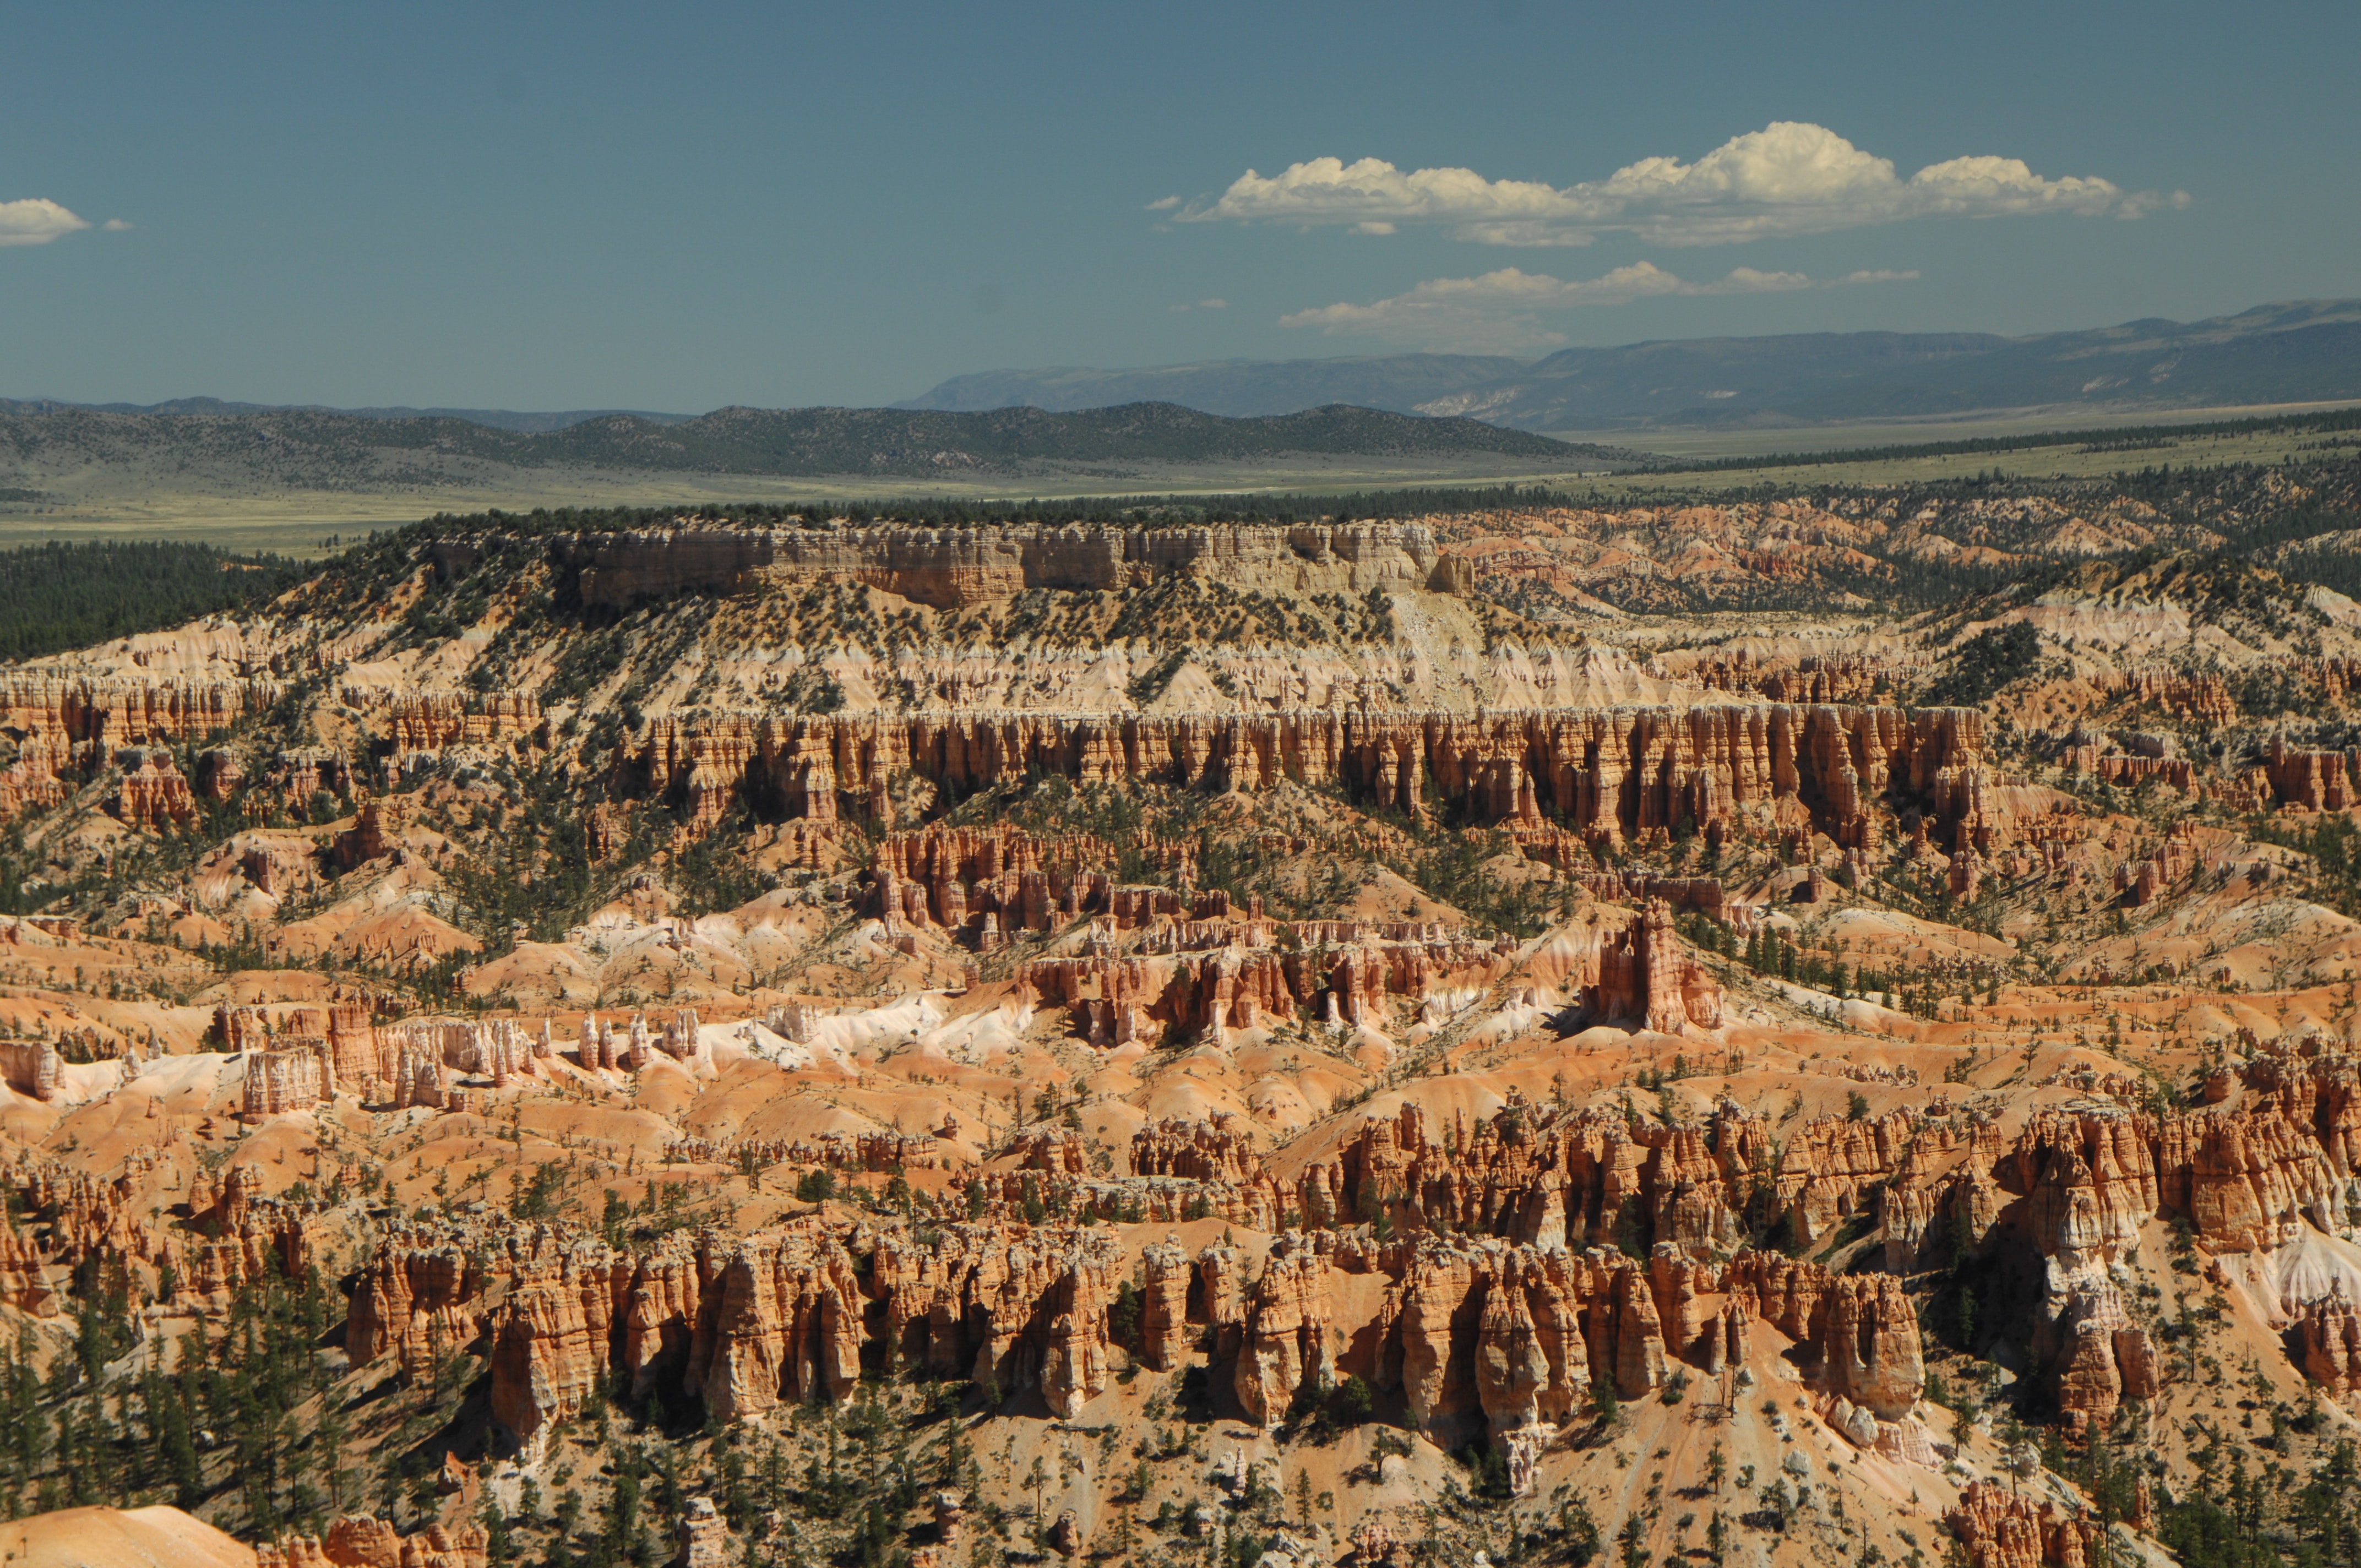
[[901, 298, 2361, 431], [12, 302, 2355, 460]]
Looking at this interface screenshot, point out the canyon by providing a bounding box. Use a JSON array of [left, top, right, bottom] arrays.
[[7, 494, 2361, 1568]]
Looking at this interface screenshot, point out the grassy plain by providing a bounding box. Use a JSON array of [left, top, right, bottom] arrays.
[[1, 398, 2353, 556]]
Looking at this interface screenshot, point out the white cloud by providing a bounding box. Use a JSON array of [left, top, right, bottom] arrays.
[[1144, 195, 1182, 211], [1187, 122, 2168, 246], [2117, 188, 2194, 219], [1281, 262, 1914, 350], [102, 218, 134, 232], [0, 198, 91, 247]]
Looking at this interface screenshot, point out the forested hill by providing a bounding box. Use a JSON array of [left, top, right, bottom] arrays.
[[0, 541, 305, 661], [0, 401, 1603, 497]]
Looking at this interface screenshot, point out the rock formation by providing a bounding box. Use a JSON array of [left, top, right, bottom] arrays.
[[112, 749, 198, 831], [0, 1041, 62, 1101], [1946, 1480, 2109, 1568], [2299, 1288, 2361, 1395], [241, 1043, 333, 1118], [1819, 1273, 1923, 1420]]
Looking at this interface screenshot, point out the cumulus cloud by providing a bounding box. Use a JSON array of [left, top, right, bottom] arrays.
[[1281, 262, 1914, 350], [1144, 195, 1182, 211], [102, 218, 134, 232], [0, 198, 91, 247], [1188, 122, 2169, 246]]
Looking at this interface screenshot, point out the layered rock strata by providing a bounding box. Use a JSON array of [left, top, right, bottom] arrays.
[[618, 702, 1995, 856]]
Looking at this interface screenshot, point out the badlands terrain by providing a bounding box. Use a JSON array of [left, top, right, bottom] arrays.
[[13, 458, 2361, 1568]]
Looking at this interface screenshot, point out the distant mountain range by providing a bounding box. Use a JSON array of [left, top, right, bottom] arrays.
[[898, 355, 1526, 421], [897, 301, 2361, 431]]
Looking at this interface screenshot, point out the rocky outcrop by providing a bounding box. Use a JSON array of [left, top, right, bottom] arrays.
[[0, 1040, 62, 1101], [2114, 821, 2201, 905], [1680, 650, 1929, 706], [1304, 1098, 1779, 1257], [213, 1004, 273, 1053], [1131, 1113, 1264, 1182], [668, 1129, 943, 1174], [2005, 1111, 2158, 1267], [112, 750, 198, 830], [1233, 1238, 1332, 1424], [871, 822, 1135, 934], [1579, 899, 1722, 1034], [486, 1235, 632, 1445], [354, 1216, 881, 1443], [332, 798, 409, 868], [1946, 1480, 2110, 1568], [697, 1231, 869, 1420], [2265, 734, 2361, 811], [0, 1210, 58, 1316], [389, 1047, 445, 1110], [170, 1179, 313, 1309], [0, 739, 72, 819], [326, 1004, 380, 1085], [348, 1227, 490, 1377], [872, 1222, 1125, 1417], [0, 673, 275, 757], [1820, 1274, 1923, 1420], [677, 1498, 728, 1568], [1138, 1239, 1193, 1371], [1020, 932, 1513, 1047], [371, 692, 544, 755], [258, 1517, 490, 1568], [2298, 1289, 2361, 1395], [2161, 1105, 2344, 1253], [2042, 1281, 2162, 1434], [1775, 1110, 1917, 1245]]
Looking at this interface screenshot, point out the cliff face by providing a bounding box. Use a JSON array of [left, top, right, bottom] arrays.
[[240, 1043, 331, 1118], [563, 524, 1446, 612], [617, 700, 1995, 854]]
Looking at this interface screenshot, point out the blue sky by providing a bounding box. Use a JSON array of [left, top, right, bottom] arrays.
[[3, 1, 2355, 410]]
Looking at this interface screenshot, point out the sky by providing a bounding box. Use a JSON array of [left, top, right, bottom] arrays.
[[3, 1, 2357, 412]]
